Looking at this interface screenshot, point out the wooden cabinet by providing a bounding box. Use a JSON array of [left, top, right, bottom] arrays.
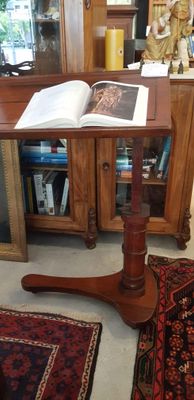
[[22, 138, 97, 249], [0, 73, 194, 260], [107, 4, 138, 39], [32, 0, 107, 73], [96, 78, 194, 249]]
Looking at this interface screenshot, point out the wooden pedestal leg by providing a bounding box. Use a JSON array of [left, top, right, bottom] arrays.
[[121, 205, 150, 296], [21, 137, 158, 328]]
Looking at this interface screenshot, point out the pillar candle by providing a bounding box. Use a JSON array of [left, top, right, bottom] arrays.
[[105, 29, 124, 71]]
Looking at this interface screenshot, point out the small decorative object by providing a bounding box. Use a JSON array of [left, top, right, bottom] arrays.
[[168, 60, 173, 74], [161, 57, 165, 64], [139, 58, 145, 71], [178, 60, 184, 74], [105, 28, 124, 71]]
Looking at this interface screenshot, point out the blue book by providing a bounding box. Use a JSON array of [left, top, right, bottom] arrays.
[[21, 156, 68, 165], [157, 136, 171, 178], [21, 151, 68, 159], [116, 164, 133, 171], [188, 33, 194, 57]]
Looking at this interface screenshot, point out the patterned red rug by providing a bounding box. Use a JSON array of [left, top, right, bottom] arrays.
[[0, 306, 102, 399], [131, 255, 194, 400]]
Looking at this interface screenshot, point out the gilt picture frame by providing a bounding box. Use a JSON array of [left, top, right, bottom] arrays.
[[0, 140, 27, 261]]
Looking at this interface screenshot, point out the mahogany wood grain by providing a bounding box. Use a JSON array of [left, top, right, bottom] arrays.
[[0, 71, 171, 327], [21, 267, 158, 328], [63, 0, 106, 72]]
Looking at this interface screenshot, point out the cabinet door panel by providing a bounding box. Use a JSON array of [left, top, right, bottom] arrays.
[[97, 135, 180, 234], [22, 138, 96, 237]]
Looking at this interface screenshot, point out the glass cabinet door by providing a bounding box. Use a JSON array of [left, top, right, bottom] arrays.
[[0, 141, 27, 261], [19, 137, 97, 249], [0, 0, 63, 74], [97, 135, 174, 234], [115, 136, 171, 218], [32, 0, 62, 74], [19, 138, 69, 217]]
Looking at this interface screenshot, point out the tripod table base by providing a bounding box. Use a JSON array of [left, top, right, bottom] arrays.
[[21, 265, 158, 328]]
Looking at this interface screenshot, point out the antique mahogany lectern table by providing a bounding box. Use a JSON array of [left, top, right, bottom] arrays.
[[0, 71, 171, 327]]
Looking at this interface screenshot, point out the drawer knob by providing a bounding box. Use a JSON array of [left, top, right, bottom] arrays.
[[102, 162, 110, 171]]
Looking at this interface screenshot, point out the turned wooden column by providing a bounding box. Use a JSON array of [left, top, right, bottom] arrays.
[[120, 137, 149, 296]]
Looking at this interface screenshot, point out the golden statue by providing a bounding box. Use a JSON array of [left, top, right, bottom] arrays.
[[142, 10, 173, 60], [143, 0, 194, 61], [167, 0, 193, 54]]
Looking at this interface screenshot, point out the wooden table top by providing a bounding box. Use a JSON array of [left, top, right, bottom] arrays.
[[0, 70, 171, 140]]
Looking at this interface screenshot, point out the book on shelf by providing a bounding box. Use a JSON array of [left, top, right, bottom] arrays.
[[21, 173, 37, 214], [59, 177, 69, 216], [116, 146, 133, 157], [186, 36, 193, 58], [156, 136, 171, 179], [21, 152, 68, 159], [45, 172, 66, 216], [26, 175, 35, 213], [33, 170, 50, 215], [188, 33, 194, 57], [21, 139, 67, 154], [21, 154, 68, 165], [116, 155, 157, 166], [116, 164, 153, 172], [116, 170, 150, 179], [15, 80, 149, 129]]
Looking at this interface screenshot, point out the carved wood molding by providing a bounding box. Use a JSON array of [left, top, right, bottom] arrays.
[[107, 5, 138, 19], [107, 5, 138, 39]]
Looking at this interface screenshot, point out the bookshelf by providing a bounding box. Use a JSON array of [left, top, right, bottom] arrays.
[[21, 137, 97, 250]]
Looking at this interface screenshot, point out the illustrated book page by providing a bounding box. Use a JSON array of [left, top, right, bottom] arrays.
[[80, 80, 149, 127]]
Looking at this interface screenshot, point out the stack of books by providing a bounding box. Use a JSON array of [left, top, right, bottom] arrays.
[[116, 149, 158, 179], [21, 170, 69, 216], [20, 139, 68, 165]]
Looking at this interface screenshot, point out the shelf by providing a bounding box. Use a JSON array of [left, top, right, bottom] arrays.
[[21, 164, 68, 171], [116, 177, 167, 185], [35, 18, 60, 23]]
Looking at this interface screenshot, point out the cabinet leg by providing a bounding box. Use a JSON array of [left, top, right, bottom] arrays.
[[175, 207, 191, 250]]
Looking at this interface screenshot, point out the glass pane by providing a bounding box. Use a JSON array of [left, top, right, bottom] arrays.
[[0, 1, 34, 65], [0, 1, 62, 74], [32, 0, 62, 74], [115, 136, 171, 217], [19, 139, 70, 216], [0, 143, 11, 243]]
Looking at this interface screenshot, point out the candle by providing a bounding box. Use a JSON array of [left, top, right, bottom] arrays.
[[105, 29, 124, 71]]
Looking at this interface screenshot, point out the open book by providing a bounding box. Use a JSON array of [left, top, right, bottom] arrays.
[[15, 80, 149, 129]]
